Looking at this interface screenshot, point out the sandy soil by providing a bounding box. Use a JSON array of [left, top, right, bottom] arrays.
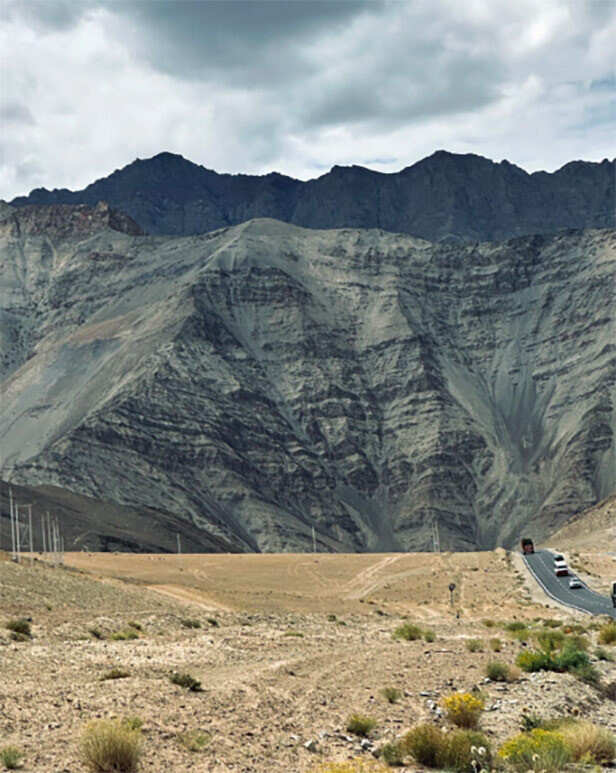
[[1, 550, 615, 772]]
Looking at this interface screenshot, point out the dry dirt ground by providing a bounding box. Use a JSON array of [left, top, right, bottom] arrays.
[[1, 549, 615, 772]]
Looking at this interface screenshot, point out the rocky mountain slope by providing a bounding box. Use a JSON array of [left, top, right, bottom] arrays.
[[10, 151, 615, 242], [0, 203, 614, 551], [548, 493, 616, 553]]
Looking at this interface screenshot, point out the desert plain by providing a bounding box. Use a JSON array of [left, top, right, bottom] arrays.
[[2, 542, 616, 772]]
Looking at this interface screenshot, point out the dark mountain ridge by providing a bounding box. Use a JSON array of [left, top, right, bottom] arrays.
[[10, 150, 615, 242]]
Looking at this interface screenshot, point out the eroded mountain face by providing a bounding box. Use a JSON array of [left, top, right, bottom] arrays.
[[1, 205, 614, 551]]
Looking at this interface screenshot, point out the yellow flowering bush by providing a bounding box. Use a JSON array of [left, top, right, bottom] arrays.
[[441, 692, 484, 728], [498, 728, 571, 772]]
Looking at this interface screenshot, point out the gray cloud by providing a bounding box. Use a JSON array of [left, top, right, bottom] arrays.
[[1, 0, 614, 200], [4, 0, 94, 31], [0, 102, 35, 126]]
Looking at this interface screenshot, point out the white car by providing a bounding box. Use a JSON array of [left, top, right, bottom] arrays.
[[569, 578, 582, 589], [554, 557, 568, 576]]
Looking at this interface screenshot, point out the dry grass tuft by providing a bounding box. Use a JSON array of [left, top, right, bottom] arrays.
[[80, 719, 142, 772], [0, 746, 23, 770], [559, 720, 616, 764], [346, 713, 376, 737]]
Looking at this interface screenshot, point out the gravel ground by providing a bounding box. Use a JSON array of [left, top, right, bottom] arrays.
[[1, 554, 615, 772]]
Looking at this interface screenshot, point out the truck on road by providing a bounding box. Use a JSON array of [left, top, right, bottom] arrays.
[[521, 538, 534, 554]]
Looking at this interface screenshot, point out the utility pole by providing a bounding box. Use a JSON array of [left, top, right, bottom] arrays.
[[54, 517, 60, 566], [42, 514, 47, 556], [46, 512, 53, 566], [27, 504, 33, 565], [15, 502, 21, 563], [432, 519, 440, 553], [9, 486, 16, 561]]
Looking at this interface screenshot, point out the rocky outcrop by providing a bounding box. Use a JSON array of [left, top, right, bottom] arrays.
[[0, 214, 614, 551], [0, 201, 143, 240], [10, 151, 615, 242]]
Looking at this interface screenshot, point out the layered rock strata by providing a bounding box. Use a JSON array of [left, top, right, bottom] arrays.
[[1, 206, 614, 551]]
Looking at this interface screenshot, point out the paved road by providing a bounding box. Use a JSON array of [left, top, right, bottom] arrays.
[[523, 549, 616, 618]]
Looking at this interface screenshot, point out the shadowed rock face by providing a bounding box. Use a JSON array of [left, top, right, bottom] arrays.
[[1, 209, 614, 552], [10, 151, 615, 242]]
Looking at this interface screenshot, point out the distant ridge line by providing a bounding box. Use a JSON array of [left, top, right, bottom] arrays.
[[10, 150, 615, 243]]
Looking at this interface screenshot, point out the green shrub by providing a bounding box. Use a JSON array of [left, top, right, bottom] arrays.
[[127, 621, 143, 631], [516, 640, 592, 683], [465, 638, 482, 652], [110, 629, 139, 641], [378, 740, 404, 765], [485, 661, 509, 681], [516, 650, 551, 672], [5, 619, 31, 638], [393, 623, 422, 641], [482, 619, 495, 628], [559, 720, 616, 764], [423, 629, 436, 642], [101, 668, 130, 681], [80, 719, 142, 772], [598, 622, 616, 645], [569, 662, 600, 685], [178, 729, 211, 752], [498, 728, 571, 772], [170, 672, 203, 691], [401, 724, 447, 766], [207, 617, 219, 627], [563, 633, 589, 652], [504, 621, 527, 632], [489, 637, 502, 652], [283, 630, 303, 637], [89, 627, 105, 640], [542, 618, 562, 628], [180, 618, 201, 629], [381, 686, 402, 704], [346, 713, 376, 737], [553, 643, 589, 672], [441, 692, 484, 729], [0, 746, 23, 770], [443, 729, 492, 773], [327, 614, 337, 622], [534, 628, 565, 652]]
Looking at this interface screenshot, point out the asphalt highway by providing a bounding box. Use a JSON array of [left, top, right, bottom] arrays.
[[523, 549, 616, 619]]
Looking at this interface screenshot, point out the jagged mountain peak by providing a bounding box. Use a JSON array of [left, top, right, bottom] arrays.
[[10, 151, 614, 241]]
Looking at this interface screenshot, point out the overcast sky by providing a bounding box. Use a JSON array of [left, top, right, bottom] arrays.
[[1, 0, 615, 199]]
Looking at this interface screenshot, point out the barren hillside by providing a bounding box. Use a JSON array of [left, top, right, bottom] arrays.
[[1, 205, 615, 551]]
